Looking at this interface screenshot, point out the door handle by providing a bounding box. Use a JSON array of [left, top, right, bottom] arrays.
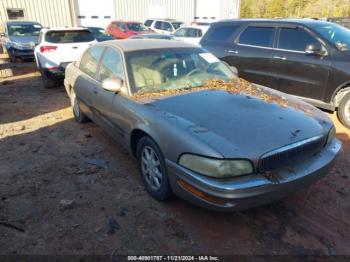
[[226, 49, 239, 54], [273, 55, 287, 60]]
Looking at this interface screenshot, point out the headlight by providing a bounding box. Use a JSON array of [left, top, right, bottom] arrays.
[[326, 126, 336, 145], [179, 154, 253, 178], [12, 42, 27, 50]]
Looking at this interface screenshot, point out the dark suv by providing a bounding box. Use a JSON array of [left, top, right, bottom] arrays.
[[201, 19, 350, 128]]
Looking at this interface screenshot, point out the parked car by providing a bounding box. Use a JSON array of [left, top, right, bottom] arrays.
[[64, 39, 340, 211], [173, 25, 209, 45], [0, 21, 42, 62], [200, 19, 350, 128], [144, 19, 184, 34], [34, 27, 96, 88], [107, 21, 152, 39], [129, 33, 175, 40], [87, 27, 114, 42]]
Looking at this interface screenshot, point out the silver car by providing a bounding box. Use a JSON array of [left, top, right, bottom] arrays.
[[64, 39, 341, 211]]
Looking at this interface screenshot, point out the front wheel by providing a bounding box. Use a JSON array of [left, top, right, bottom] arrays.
[[337, 92, 350, 129], [137, 136, 172, 200]]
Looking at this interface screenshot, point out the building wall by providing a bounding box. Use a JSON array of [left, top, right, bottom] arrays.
[[1, 0, 240, 28], [114, 0, 196, 24], [0, 0, 73, 27], [195, 0, 240, 22]]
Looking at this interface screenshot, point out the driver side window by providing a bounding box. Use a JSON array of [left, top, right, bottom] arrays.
[[162, 22, 173, 32]]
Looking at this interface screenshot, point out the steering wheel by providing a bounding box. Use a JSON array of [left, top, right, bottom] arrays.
[[186, 69, 202, 77]]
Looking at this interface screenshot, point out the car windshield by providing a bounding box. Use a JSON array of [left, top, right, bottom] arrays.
[[90, 28, 113, 40], [312, 23, 350, 51], [126, 48, 236, 94], [8, 24, 41, 36], [45, 30, 95, 43], [127, 23, 149, 32], [172, 22, 183, 30]]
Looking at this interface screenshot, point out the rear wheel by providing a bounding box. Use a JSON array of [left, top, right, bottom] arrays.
[[70, 88, 89, 123], [337, 92, 350, 129], [137, 136, 172, 200], [38, 63, 57, 88]]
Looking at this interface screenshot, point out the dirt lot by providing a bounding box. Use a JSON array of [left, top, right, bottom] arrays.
[[0, 57, 350, 256]]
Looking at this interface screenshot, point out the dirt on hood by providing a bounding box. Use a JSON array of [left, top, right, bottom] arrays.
[[132, 78, 315, 116]]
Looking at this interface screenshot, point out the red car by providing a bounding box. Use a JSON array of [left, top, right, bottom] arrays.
[[106, 21, 153, 39]]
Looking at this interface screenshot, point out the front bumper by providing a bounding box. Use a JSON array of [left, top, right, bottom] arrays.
[[167, 139, 341, 212], [8, 47, 34, 58]]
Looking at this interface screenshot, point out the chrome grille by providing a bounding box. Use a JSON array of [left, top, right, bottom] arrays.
[[258, 135, 327, 173]]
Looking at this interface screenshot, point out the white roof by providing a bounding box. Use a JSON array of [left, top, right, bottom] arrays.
[[41, 27, 89, 32]]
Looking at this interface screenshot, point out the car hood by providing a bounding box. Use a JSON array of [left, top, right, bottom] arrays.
[[146, 88, 332, 159], [9, 35, 39, 44]]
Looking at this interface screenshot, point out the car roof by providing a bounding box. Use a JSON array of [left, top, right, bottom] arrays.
[[41, 27, 91, 32], [87, 26, 103, 30], [147, 18, 183, 22], [215, 18, 334, 27], [177, 25, 209, 30], [7, 21, 41, 25], [99, 39, 198, 52]]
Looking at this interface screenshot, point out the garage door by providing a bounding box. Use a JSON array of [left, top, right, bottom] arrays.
[[75, 0, 114, 28]]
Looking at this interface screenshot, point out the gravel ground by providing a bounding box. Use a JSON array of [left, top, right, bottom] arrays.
[[0, 58, 349, 256]]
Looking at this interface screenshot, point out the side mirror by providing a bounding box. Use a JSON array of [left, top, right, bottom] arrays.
[[102, 77, 123, 93], [305, 43, 324, 55]]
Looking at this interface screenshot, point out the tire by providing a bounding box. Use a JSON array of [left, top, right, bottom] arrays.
[[337, 92, 350, 129], [137, 136, 172, 201], [7, 49, 16, 63], [70, 88, 89, 123], [39, 64, 57, 88]]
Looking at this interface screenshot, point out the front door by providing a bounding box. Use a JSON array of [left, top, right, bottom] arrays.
[[271, 26, 331, 100], [93, 47, 128, 142]]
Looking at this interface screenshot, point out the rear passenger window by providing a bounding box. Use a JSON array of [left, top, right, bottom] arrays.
[[278, 27, 317, 52], [239, 27, 274, 47], [174, 28, 186, 37], [80, 46, 104, 78], [45, 30, 94, 43], [144, 20, 153, 27], [155, 21, 162, 30], [205, 25, 239, 42], [99, 48, 124, 82]]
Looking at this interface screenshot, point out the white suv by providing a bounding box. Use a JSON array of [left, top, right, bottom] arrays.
[[144, 19, 184, 35], [34, 27, 96, 88]]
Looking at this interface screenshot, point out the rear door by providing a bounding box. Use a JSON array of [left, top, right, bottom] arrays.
[[271, 26, 331, 100], [44, 30, 96, 65], [74, 46, 105, 117], [228, 25, 276, 87]]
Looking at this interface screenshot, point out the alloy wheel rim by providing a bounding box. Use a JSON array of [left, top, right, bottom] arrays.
[[141, 146, 163, 191], [345, 98, 350, 122]]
